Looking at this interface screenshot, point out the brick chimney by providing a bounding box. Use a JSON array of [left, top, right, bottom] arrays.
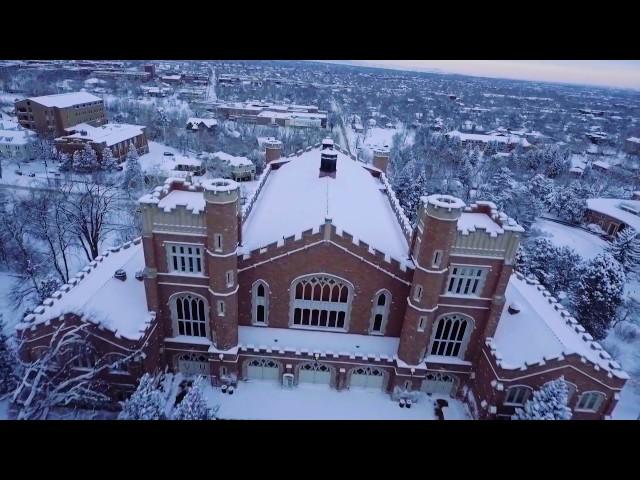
[[319, 149, 337, 179], [372, 144, 390, 173], [265, 138, 283, 163]]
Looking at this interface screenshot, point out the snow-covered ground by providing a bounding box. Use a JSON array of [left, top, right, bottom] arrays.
[[531, 218, 607, 259], [203, 380, 470, 420]]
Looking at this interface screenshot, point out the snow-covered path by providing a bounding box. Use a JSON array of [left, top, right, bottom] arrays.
[[203, 380, 470, 420]]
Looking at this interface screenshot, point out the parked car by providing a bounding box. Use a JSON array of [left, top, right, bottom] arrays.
[[15, 170, 22, 175], [115, 165, 124, 171], [163, 152, 174, 156], [28, 173, 35, 177]]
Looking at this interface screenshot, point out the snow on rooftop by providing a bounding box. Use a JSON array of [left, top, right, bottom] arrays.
[[157, 189, 206, 214], [28, 92, 102, 108], [238, 325, 399, 358], [457, 213, 503, 235], [187, 117, 217, 128], [0, 129, 34, 145], [446, 130, 530, 146], [493, 275, 627, 378], [241, 147, 409, 262], [58, 123, 145, 147], [213, 151, 253, 167], [627, 137, 640, 144], [586, 198, 640, 231], [18, 241, 152, 341]]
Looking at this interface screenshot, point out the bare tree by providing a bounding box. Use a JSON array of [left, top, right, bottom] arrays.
[[11, 322, 142, 420], [60, 181, 122, 262]]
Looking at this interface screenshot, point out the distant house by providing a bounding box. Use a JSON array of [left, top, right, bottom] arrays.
[[212, 151, 256, 181], [445, 130, 532, 151], [585, 198, 640, 237], [186, 118, 218, 133], [0, 128, 35, 159]]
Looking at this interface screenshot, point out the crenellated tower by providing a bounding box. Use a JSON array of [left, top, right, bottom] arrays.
[[398, 194, 465, 365]]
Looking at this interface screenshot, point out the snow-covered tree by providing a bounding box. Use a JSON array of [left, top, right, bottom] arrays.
[[71, 150, 82, 171], [118, 373, 166, 420], [122, 145, 144, 193], [100, 147, 117, 171], [75, 143, 99, 172], [59, 152, 73, 172], [574, 252, 626, 340], [512, 377, 573, 420], [477, 166, 516, 211], [0, 315, 18, 396], [11, 322, 137, 420], [171, 376, 218, 420], [545, 183, 587, 224], [607, 227, 640, 274]]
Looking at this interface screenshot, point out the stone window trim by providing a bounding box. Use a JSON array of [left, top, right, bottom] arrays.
[[369, 289, 392, 335], [225, 270, 235, 288], [427, 313, 475, 360], [168, 291, 210, 339], [417, 316, 427, 332], [413, 284, 423, 302], [252, 279, 270, 326], [432, 250, 443, 269], [575, 391, 606, 412], [503, 385, 533, 407], [289, 273, 354, 332], [214, 234, 223, 252], [217, 300, 226, 317]]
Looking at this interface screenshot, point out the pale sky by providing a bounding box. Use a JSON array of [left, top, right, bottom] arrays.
[[318, 60, 640, 90]]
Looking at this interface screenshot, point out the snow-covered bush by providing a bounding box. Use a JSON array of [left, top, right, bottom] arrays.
[[118, 373, 166, 420], [171, 377, 218, 420], [512, 377, 572, 420]]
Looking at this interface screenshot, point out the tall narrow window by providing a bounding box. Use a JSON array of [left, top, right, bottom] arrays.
[[226, 270, 234, 287], [429, 314, 473, 358], [413, 285, 423, 302], [432, 250, 443, 268], [174, 294, 207, 337], [252, 280, 269, 325], [370, 290, 391, 334], [418, 316, 427, 332], [214, 234, 223, 252], [217, 300, 225, 317]]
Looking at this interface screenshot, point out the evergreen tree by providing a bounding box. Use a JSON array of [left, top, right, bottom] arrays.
[[118, 373, 166, 420], [122, 145, 144, 193], [100, 147, 117, 171], [71, 150, 82, 171], [78, 144, 99, 172], [172, 377, 218, 420], [607, 227, 640, 274], [477, 166, 516, 211], [519, 238, 583, 296], [0, 315, 18, 396], [59, 152, 73, 172], [574, 253, 626, 340], [512, 377, 572, 420]]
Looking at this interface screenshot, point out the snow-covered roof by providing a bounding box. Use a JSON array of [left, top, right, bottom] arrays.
[[446, 130, 531, 146], [586, 198, 640, 231], [187, 117, 217, 128], [28, 92, 102, 108], [237, 325, 399, 359], [213, 151, 253, 167], [0, 129, 34, 145], [492, 274, 627, 379], [16, 240, 153, 341], [157, 189, 206, 214], [593, 160, 611, 169], [57, 123, 145, 147], [457, 213, 503, 235], [241, 146, 410, 264], [627, 137, 640, 144]]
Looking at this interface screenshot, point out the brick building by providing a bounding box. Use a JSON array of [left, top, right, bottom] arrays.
[[16, 140, 627, 419], [15, 92, 106, 137], [54, 123, 149, 162], [585, 198, 640, 238]]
